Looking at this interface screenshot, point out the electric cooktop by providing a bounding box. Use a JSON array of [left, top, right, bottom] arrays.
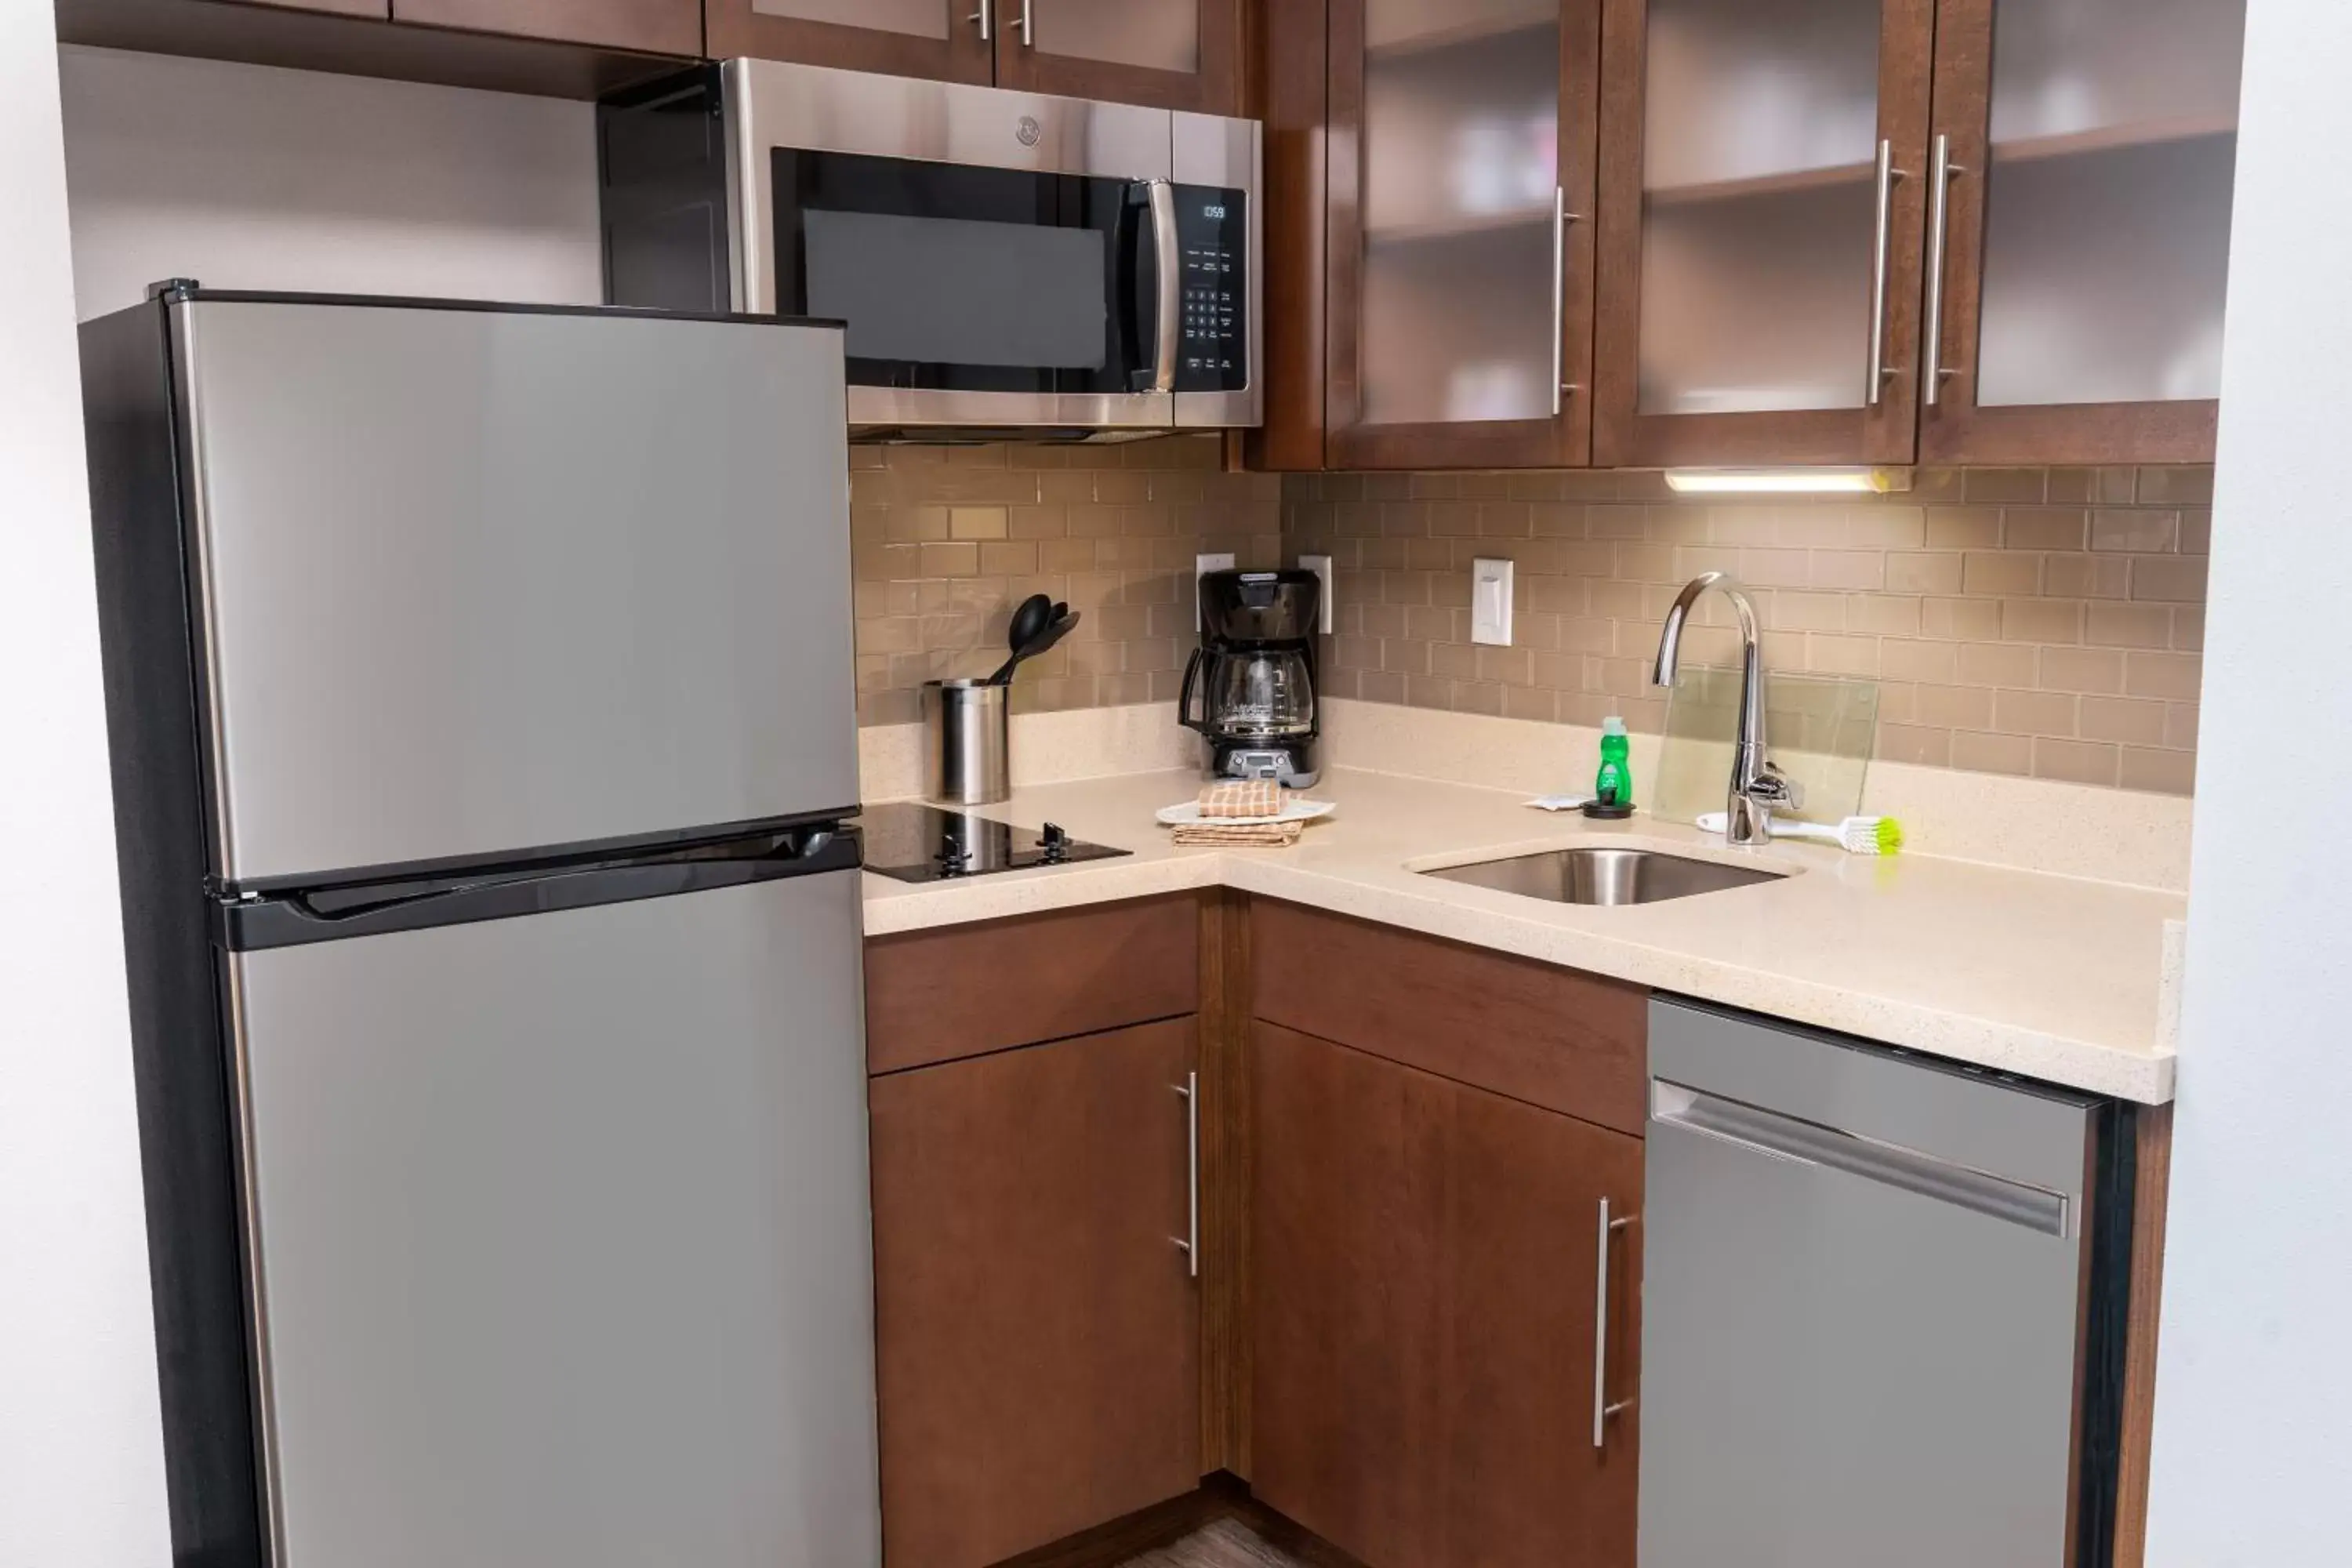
[[855, 803, 1130, 884]]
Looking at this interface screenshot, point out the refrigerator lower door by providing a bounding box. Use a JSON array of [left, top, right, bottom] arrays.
[[170, 297, 858, 886], [226, 867, 877, 1568]]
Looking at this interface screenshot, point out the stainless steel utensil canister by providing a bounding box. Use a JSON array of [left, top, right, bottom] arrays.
[[920, 679, 1010, 805]]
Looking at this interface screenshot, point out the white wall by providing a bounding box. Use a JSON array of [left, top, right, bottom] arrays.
[[58, 46, 602, 318], [0, 11, 172, 1568], [2145, 2, 2352, 1563]]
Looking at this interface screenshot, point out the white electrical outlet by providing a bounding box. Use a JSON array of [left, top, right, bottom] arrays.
[[1472, 557, 1515, 646], [1194, 553, 1235, 636], [1298, 554, 1335, 633]]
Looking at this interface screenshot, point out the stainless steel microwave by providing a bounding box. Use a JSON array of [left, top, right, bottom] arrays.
[[599, 60, 1261, 440]]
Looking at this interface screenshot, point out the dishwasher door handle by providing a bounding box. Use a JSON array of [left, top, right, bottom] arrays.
[[1593, 1197, 1636, 1448], [1652, 1080, 2073, 1237]]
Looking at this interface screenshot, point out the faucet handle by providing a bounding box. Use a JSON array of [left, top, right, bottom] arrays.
[[1743, 761, 1805, 812]]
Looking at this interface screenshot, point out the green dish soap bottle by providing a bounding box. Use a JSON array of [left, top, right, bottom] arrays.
[[1585, 716, 1635, 819]]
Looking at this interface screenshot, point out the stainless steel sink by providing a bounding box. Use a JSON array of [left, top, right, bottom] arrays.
[[1421, 847, 1787, 906]]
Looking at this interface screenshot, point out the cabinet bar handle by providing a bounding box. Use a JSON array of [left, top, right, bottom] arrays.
[[1173, 1072, 1199, 1278], [1592, 1197, 1635, 1448], [1014, 0, 1032, 45], [1923, 132, 1965, 408], [1552, 186, 1567, 417], [1865, 138, 1905, 407], [967, 5, 989, 42]]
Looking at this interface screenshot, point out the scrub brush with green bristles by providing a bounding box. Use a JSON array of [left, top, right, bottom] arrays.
[[1697, 812, 1904, 855]]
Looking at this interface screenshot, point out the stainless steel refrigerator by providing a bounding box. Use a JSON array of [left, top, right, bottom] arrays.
[[81, 287, 880, 1568]]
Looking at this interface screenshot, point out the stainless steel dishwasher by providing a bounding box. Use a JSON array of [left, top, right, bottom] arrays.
[[1639, 997, 2140, 1568]]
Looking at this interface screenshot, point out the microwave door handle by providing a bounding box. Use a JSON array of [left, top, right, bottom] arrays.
[[1147, 178, 1179, 394]]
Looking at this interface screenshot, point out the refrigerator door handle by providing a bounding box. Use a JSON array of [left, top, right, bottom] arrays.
[[222, 829, 862, 952]]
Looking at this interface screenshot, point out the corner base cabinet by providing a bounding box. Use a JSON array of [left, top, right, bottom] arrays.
[[869, 1018, 1202, 1568], [1251, 1022, 1641, 1568]]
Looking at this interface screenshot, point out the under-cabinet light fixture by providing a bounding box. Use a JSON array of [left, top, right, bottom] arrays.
[[1662, 467, 1913, 495]]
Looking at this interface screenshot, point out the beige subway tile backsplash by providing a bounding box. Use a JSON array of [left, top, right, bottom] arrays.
[[848, 448, 2207, 797], [849, 437, 1279, 727], [1285, 465, 2212, 797]]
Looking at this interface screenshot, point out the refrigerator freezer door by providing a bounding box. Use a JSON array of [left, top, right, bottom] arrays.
[[227, 869, 878, 1568], [172, 298, 856, 886]]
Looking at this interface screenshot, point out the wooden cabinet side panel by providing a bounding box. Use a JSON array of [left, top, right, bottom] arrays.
[[2111, 1102, 2173, 1568], [869, 1018, 1203, 1568], [1250, 898, 1647, 1135], [866, 895, 1200, 1074], [1241, 0, 1329, 472]]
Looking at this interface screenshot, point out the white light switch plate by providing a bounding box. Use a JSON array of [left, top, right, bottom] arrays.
[[1195, 553, 1234, 636], [1298, 554, 1334, 633], [1472, 557, 1514, 646]]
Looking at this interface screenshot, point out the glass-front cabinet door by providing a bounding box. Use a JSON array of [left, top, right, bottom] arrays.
[[993, 0, 1243, 115], [1592, 0, 1936, 466], [1920, 0, 2246, 463], [1325, 0, 1603, 468], [705, 0, 995, 85]]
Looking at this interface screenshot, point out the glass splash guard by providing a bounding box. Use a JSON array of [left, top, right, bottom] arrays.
[[1651, 667, 1879, 827]]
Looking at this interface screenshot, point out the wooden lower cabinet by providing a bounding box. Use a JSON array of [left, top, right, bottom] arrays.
[[869, 1017, 1202, 1568], [1250, 1020, 1642, 1568]]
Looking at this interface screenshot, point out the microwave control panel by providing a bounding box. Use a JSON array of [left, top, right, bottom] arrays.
[[1172, 187, 1248, 393]]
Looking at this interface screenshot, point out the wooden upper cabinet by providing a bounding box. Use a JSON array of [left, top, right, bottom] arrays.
[[1592, 0, 1935, 467], [705, 0, 1238, 109], [704, 0, 993, 83], [992, 0, 1243, 115], [244, 0, 390, 17], [391, 0, 699, 53], [1917, 0, 2245, 464], [1323, 0, 1603, 469]]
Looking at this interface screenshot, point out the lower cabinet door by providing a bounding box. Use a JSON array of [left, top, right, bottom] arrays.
[[1251, 1021, 1641, 1568], [869, 1017, 1202, 1568]]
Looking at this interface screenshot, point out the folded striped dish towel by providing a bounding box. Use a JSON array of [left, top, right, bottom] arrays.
[[1171, 779, 1305, 848], [1196, 778, 1283, 818], [1171, 818, 1305, 848]]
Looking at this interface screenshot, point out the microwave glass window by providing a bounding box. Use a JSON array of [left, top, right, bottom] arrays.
[[772, 148, 1146, 396], [804, 210, 1109, 370]]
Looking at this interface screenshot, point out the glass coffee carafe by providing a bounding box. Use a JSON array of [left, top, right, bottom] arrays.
[[1187, 647, 1316, 739]]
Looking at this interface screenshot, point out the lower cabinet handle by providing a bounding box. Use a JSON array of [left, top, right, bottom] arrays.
[[1174, 1072, 1199, 1279], [966, 5, 989, 42], [1593, 1197, 1636, 1448]]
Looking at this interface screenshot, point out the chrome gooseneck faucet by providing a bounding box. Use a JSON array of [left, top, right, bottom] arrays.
[[1652, 572, 1802, 845]]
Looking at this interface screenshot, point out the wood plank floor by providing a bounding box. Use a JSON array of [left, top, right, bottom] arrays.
[[1112, 1516, 1308, 1567]]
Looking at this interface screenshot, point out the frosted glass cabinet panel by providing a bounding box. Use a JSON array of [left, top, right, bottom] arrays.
[[1921, 0, 2243, 461], [1593, 0, 1933, 466], [1975, 0, 2245, 406], [709, 0, 994, 83], [1328, 0, 1602, 466], [1030, 0, 1199, 74], [996, 0, 1240, 114], [717, 0, 1239, 114], [751, 0, 948, 38], [1635, 0, 1882, 416]]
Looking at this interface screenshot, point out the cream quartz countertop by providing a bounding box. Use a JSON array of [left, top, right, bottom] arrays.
[[860, 768, 2185, 1104]]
